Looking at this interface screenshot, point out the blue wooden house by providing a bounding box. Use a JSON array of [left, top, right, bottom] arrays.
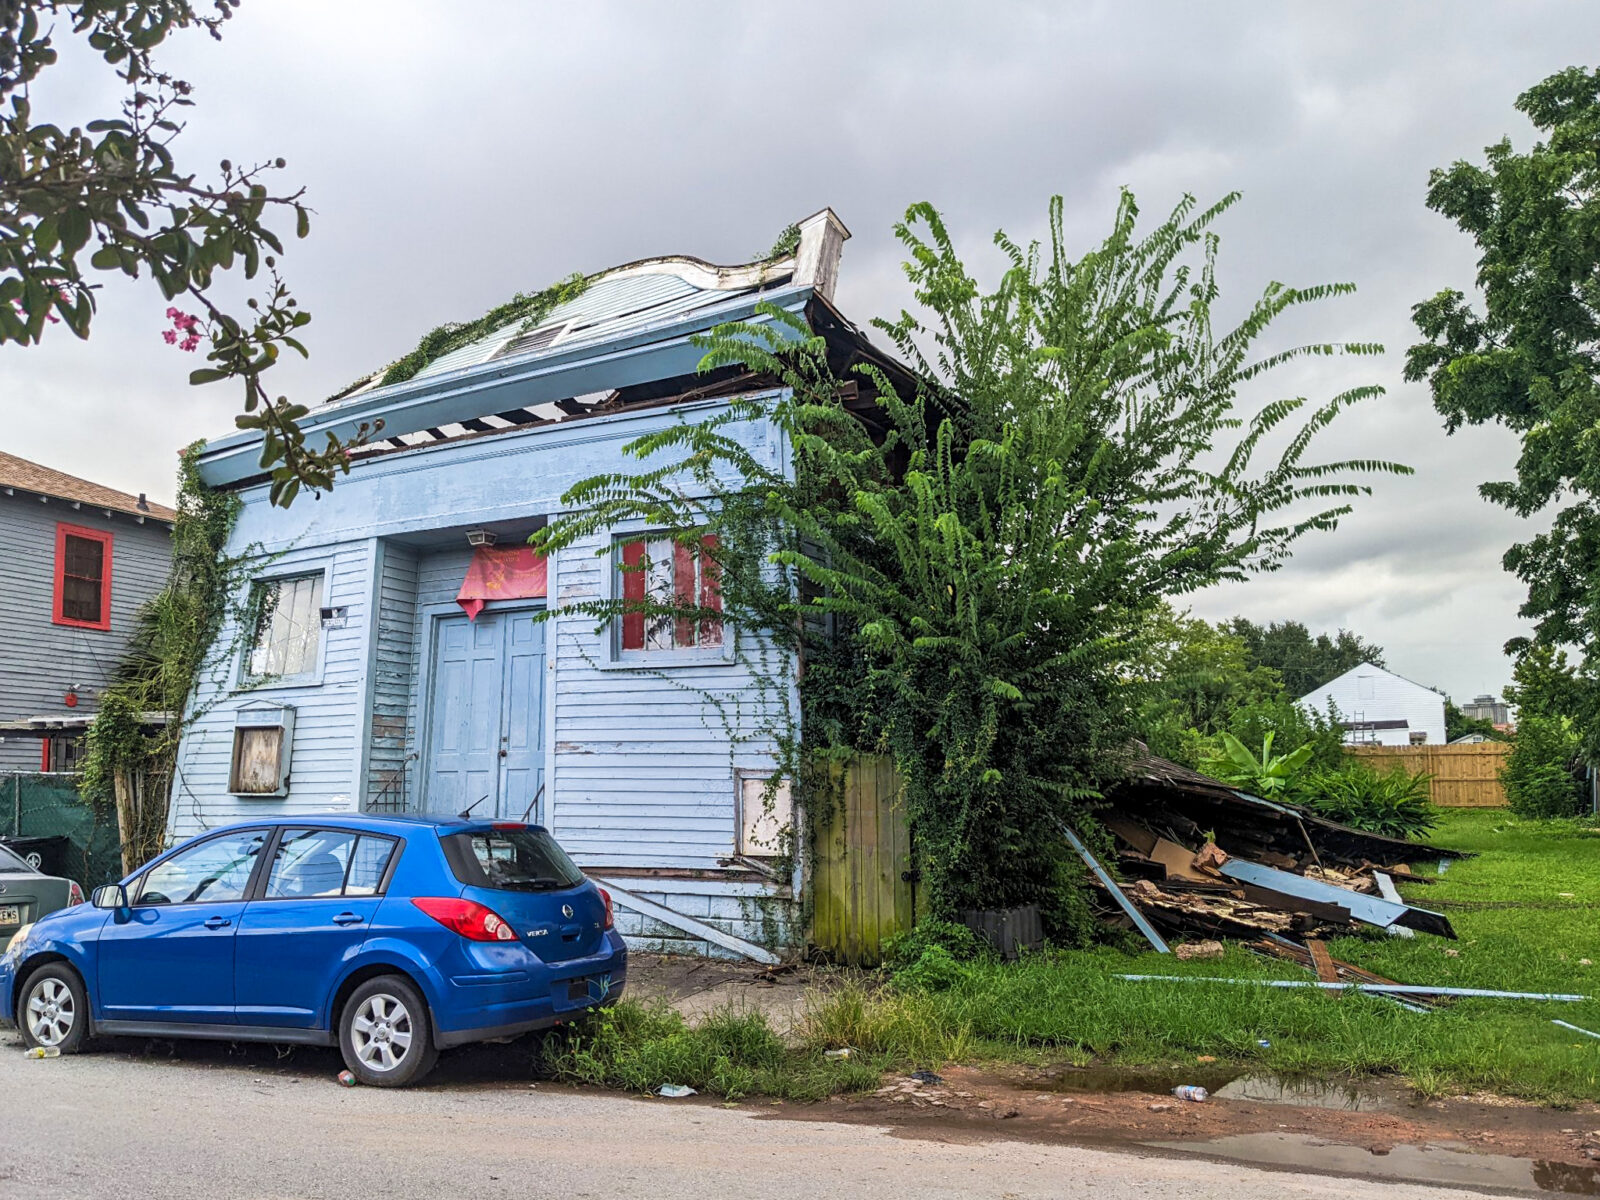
[[170, 209, 892, 959]]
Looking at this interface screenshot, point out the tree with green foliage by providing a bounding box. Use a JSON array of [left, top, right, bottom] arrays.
[[2, 0, 365, 505], [1131, 604, 1284, 762], [1224, 617, 1386, 696], [1406, 65, 1600, 760], [533, 190, 1406, 931]]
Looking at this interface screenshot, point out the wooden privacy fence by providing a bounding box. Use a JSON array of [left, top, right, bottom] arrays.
[[810, 755, 916, 966], [1346, 742, 1511, 808]]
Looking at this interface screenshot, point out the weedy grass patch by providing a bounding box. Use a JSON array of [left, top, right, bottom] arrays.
[[551, 811, 1600, 1104]]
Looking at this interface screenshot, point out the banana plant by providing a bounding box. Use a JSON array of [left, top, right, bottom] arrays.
[[1201, 731, 1315, 798]]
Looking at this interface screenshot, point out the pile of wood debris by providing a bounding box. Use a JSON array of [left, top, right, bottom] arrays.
[[1086, 751, 1464, 943]]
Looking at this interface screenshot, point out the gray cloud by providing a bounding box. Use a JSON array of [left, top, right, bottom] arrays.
[[1, 0, 1593, 702]]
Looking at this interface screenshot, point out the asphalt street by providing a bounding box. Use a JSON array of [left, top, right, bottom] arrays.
[[0, 1035, 1504, 1200]]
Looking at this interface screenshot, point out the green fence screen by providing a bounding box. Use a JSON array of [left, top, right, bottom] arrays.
[[2, 772, 124, 888]]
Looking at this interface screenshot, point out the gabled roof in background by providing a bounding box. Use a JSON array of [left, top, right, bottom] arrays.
[[0, 450, 176, 524], [196, 209, 878, 489], [1296, 661, 1443, 705]]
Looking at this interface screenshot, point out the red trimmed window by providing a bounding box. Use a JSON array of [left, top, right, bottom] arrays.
[[52, 523, 113, 630], [618, 533, 723, 653]]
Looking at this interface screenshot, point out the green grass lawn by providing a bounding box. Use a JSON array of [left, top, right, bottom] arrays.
[[546, 810, 1600, 1104]]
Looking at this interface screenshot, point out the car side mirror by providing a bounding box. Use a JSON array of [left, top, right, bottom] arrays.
[[92, 883, 129, 911]]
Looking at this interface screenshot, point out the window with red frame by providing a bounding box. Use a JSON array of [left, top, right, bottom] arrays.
[[53, 524, 112, 630], [617, 533, 722, 653]]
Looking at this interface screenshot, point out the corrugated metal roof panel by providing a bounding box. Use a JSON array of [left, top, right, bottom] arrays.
[[411, 272, 708, 383]]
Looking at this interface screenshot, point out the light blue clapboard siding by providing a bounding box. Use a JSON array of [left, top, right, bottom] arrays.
[[169, 392, 801, 953], [547, 527, 793, 871], [168, 541, 376, 840], [0, 492, 172, 771], [365, 541, 419, 809]]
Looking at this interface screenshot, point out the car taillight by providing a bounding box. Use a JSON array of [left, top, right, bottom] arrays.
[[66, 881, 84, 907], [412, 897, 518, 942], [598, 887, 614, 931]]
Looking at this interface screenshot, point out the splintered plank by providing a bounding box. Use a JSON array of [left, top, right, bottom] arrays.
[[1306, 938, 1340, 984]]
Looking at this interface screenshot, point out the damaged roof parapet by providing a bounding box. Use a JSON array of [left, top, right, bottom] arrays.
[[194, 208, 864, 491]]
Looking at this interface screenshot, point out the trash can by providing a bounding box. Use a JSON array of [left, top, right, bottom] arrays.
[[0, 835, 73, 876]]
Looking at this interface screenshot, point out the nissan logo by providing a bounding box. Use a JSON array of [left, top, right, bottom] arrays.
[[561, 904, 574, 919]]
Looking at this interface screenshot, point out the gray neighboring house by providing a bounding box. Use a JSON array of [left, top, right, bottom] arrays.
[[0, 452, 175, 772]]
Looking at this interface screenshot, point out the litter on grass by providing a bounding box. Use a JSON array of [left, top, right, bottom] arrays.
[[657, 1084, 697, 1098], [1116, 975, 1589, 1002]]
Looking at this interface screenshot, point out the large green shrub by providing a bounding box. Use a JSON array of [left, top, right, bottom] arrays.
[[1300, 759, 1437, 839], [1503, 715, 1586, 819]]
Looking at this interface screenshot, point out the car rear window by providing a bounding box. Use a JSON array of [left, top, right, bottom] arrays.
[[0, 845, 30, 874], [441, 828, 585, 893]]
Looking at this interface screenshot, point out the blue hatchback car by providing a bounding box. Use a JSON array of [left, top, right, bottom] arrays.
[[0, 814, 626, 1086]]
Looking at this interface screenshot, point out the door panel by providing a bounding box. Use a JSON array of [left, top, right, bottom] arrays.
[[97, 903, 249, 1022], [96, 828, 268, 1022], [234, 897, 382, 1027], [233, 828, 397, 1028], [426, 613, 505, 813], [499, 611, 546, 819], [424, 607, 546, 819]]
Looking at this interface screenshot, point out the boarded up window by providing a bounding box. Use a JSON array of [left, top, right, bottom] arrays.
[[617, 533, 722, 653], [230, 726, 286, 794], [247, 574, 324, 680], [738, 774, 792, 858]]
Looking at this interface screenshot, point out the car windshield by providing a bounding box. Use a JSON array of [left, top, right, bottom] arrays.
[[0, 845, 32, 874], [442, 828, 584, 892]]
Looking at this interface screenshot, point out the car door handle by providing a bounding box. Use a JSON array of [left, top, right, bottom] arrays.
[[203, 916, 232, 930], [332, 912, 364, 926]]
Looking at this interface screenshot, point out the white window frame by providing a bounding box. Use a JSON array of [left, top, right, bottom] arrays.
[[239, 568, 330, 688], [603, 529, 734, 668]]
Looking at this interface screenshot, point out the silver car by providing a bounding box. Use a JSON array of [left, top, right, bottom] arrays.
[[0, 843, 84, 952]]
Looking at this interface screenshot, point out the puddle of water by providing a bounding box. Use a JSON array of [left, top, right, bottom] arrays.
[[1148, 1132, 1600, 1197], [1035, 1063, 1248, 1096], [1036, 1065, 1403, 1112], [1212, 1074, 1398, 1112]]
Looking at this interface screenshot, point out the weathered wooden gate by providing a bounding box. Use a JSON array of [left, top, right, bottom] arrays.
[[810, 755, 915, 965]]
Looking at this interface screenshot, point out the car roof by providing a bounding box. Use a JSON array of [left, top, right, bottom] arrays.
[[193, 813, 551, 838]]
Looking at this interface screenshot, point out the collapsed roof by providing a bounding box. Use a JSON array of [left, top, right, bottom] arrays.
[[196, 208, 911, 490]]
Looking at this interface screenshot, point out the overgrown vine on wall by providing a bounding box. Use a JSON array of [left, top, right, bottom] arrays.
[[78, 441, 254, 869], [532, 190, 1406, 937]]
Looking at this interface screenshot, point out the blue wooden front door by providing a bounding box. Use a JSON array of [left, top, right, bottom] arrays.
[[425, 608, 546, 819]]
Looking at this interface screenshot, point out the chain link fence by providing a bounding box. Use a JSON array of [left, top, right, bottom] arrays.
[[1, 771, 125, 888]]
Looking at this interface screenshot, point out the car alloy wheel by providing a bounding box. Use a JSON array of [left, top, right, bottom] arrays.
[[26, 976, 76, 1047], [349, 992, 414, 1074]]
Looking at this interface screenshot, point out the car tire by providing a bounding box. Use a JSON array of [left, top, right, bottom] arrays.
[[338, 975, 438, 1087], [18, 963, 89, 1055]]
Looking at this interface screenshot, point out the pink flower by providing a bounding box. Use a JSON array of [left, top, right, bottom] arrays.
[[161, 308, 205, 350]]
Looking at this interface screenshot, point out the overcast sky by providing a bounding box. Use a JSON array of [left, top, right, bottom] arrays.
[[3, 1, 1594, 703]]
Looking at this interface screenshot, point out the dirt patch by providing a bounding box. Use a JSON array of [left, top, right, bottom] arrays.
[[624, 953, 842, 1036], [763, 1065, 1600, 1195]]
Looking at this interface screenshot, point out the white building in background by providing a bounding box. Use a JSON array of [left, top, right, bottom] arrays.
[[1297, 662, 1447, 747]]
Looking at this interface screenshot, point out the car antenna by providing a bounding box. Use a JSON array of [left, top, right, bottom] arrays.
[[458, 794, 490, 819], [519, 781, 546, 824]]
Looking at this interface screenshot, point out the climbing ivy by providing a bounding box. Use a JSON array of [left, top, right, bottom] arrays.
[[78, 441, 255, 868], [374, 273, 589, 389], [533, 191, 1406, 934]]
